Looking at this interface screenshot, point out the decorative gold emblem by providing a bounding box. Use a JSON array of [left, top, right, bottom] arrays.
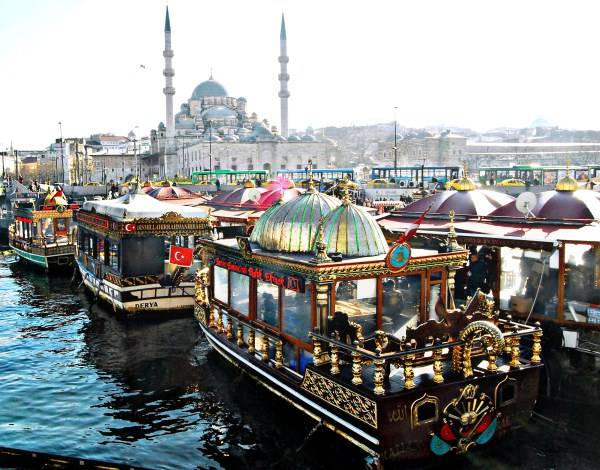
[[301, 369, 377, 428]]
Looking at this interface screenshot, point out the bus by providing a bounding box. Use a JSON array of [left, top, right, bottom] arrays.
[[190, 169, 269, 185], [478, 165, 589, 187], [275, 168, 356, 191], [370, 166, 460, 186]]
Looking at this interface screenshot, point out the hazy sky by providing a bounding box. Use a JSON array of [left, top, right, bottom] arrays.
[[2, 0, 600, 149]]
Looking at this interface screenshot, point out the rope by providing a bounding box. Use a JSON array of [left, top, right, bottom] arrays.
[[525, 257, 547, 324]]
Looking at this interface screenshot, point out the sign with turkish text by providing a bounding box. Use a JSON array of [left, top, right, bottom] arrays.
[[215, 257, 305, 292], [169, 245, 194, 267]]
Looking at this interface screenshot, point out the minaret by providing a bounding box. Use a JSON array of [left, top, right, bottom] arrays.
[[163, 6, 175, 175], [278, 13, 290, 138]]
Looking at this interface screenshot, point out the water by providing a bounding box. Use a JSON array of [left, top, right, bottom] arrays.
[[0, 255, 599, 469]]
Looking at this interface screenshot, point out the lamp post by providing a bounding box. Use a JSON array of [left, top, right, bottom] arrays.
[[393, 106, 398, 177], [58, 121, 64, 183], [208, 120, 213, 182]]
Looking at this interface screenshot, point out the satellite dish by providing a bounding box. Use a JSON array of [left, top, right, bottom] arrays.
[[247, 188, 261, 203], [515, 192, 537, 217]]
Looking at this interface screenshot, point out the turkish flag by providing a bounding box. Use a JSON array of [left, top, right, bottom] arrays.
[[169, 245, 194, 267]]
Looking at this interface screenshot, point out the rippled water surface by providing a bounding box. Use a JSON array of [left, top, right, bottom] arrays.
[[0, 256, 599, 469]]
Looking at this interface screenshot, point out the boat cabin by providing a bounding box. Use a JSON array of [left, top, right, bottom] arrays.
[[9, 188, 78, 269], [76, 187, 213, 316], [195, 186, 542, 461]]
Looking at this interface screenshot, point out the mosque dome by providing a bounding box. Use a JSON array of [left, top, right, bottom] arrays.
[[301, 134, 317, 142], [275, 134, 287, 141], [176, 119, 196, 129], [223, 135, 239, 142], [252, 123, 274, 139], [250, 186, 341, 252], [191, 77, 228, 100], [203, 106, 237, 120], [287, 135, 301, 142], [322, 197, 388, 257], [203, 134, 222, 142], [237, 127, 251, 134]]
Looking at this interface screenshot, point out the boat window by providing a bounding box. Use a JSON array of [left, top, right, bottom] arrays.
[[109, 242, 119, 270], [214, 266, 229, 304], [499, 247, 556, 319], [335, 279, 377, 337], [230, 271, 249, 315], [564, 243, 600, 324], [382, 275, 421, 338], [417, 402, 436, 422], [257, 280, 279, 327], [282, 287, 311, 342], [97, 239, 105, 263]]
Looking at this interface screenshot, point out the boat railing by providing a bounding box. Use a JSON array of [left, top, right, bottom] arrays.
[[203, 306, 293, 371], [308, 317, 542, 396]]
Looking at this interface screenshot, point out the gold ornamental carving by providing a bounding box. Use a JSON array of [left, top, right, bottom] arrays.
[[301, 369, 377, 428]]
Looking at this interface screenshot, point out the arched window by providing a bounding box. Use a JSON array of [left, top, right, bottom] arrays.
[[411, 394, 439, 427], [495, 376, 517, 407]]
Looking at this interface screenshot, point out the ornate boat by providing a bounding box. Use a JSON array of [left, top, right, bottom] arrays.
[[194, 185, 542, 463], [8, 187, 78, 270], [75, 186, 213, 316]]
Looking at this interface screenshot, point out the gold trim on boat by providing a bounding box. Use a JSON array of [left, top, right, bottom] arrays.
[[301, 369, 377, 428]]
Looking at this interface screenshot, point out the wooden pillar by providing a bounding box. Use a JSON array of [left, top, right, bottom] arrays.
[[557, 243, 565, 322]]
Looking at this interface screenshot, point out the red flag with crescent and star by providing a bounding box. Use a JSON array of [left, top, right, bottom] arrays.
[[169, 245, 194, 267]]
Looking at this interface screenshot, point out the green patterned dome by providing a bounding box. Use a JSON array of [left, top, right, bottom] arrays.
[[250, 187, 340, 252], [322, 198, 389, 257]]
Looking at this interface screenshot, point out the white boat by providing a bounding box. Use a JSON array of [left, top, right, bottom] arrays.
[[75, 186, 213, 317]]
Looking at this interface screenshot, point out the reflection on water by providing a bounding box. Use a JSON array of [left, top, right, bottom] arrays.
[[0, 257, 599, 469]]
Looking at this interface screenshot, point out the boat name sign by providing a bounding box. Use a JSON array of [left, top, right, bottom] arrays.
[[215, 257, 305, 292]]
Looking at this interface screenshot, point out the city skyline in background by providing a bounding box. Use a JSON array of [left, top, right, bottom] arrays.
[[2, 0, 600, 149]]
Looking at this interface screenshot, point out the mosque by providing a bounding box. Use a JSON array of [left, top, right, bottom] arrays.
[[142, 7, 337, 179]]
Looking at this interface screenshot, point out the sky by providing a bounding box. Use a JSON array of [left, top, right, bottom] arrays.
[[2, 0, 600, 149]]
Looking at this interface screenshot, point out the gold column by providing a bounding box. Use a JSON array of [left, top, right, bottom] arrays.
[[226, 318, 233, 340], [217, 310, 224, 334], [330, 345, 340, 375], [531, 322, 543, 364], [404, 353, 416, 389], [462, 342, 473, 378], [510, 327, 521, 368], [487, 348, 498, 372], [312, 337, 324, 366], [275, 340, 284, 369], [432, 341, 444, 383], [236, 323, 244, 347], [451, 345, 463, 372], [351, 351, 363, 386], [503, 315, 513, 354], [248, 328, 256, 354], [373, 357, 385, 395], [208, 305, 217, 328], [261, 335, 270, 362]]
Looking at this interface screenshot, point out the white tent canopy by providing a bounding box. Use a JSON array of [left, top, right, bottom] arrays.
[[82, 190, 209, 221]]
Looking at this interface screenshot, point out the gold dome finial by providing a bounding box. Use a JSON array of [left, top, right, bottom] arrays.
[[555, 159, 578, 192], [454, 161, 476, 191], [311, 216, 331, 264], [307, 158, 317, 192], [447, 209, 461, 251], [341, 185, 351, 205]]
